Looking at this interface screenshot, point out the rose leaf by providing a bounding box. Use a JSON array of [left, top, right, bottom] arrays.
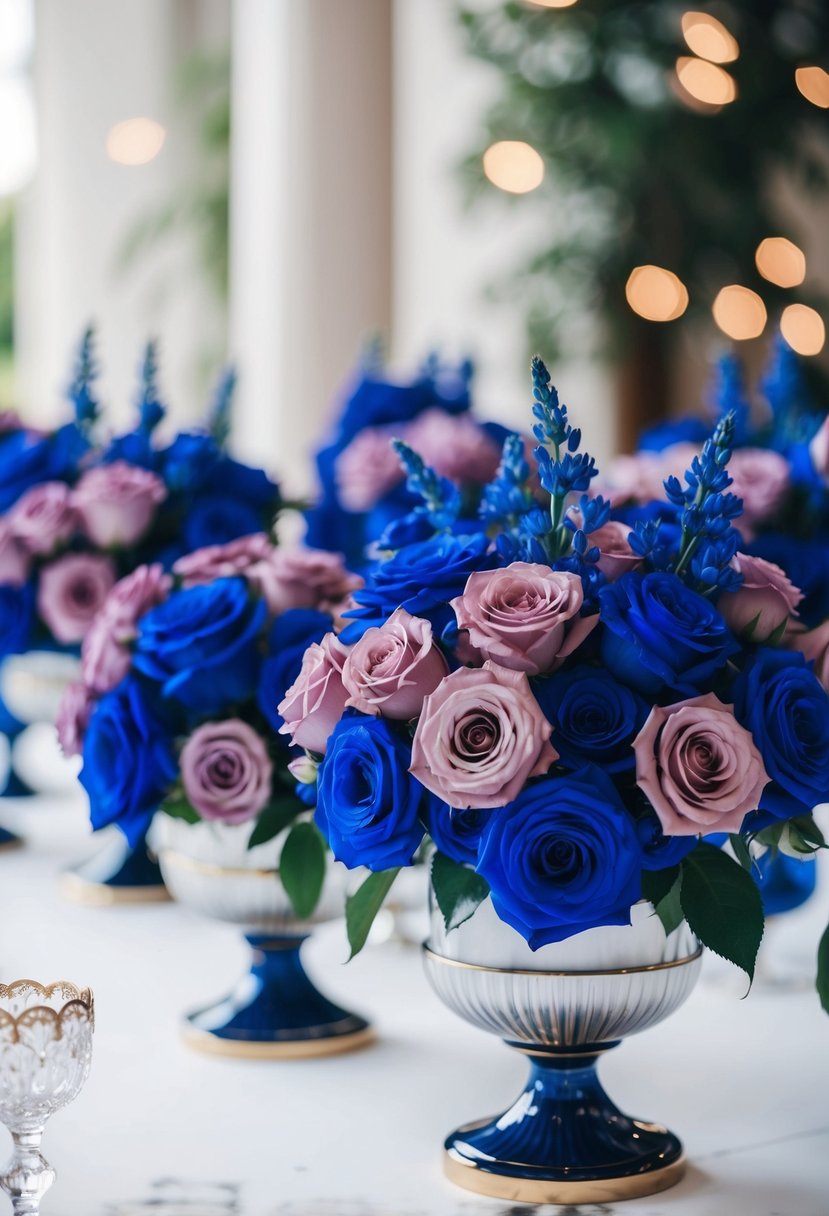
[[431, 851, 490, 932], [817, 922, 829, 1015], [247, 796, 303, 849], [679, 843, 764, 982], [346, 868, 401, 959], [279, 821, 327, 920]]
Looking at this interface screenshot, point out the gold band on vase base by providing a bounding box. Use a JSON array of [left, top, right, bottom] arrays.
[[181, 1023, 376, 1060], [443, 1146, 686, 1205], [60, 871, 172, 907]]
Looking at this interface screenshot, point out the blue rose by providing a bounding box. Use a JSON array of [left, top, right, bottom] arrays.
[[340, 532, 496, 642], [638, 417, 710, 452], [0, 582, 35, 659], [160, 433, 220, 493], [636, 814, 698, 871], [734, 648, 829, 821], [315, 716, 426, 870], [257, 608, 331, 734], [79, 678, 177, 847], [476, 765, 642, 948], [183, 494, 265, 551], [215, 455, 280, 508], [134, 577, 266, 713], [532, 665, 647, 774], [0, 426, 86, 511], [754, 851, 817, 917], [427, 800, 492, 866], [599, 571, 738, 696]]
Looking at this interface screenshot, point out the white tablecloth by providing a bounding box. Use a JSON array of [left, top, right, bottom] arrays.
[[1, 793, 828, 1216]]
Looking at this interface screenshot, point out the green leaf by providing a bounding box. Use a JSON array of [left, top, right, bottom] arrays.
[[728, 833, 753, 871], [247, 796, 302, 850], [279, 822, 327, 920], [431, 851, 490, 931], [641, 865, 679, 908], [679, 843, 764, 982], [345, 868, 400, 959], [654, 872, 685, 938], [161, 796, 200, 824], [817, 922, 829, 1015]]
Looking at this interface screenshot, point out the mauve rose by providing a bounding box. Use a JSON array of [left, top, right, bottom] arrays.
[[452, 562, 597, 675], [180, 718, 273, 825], [786, 619, 829, 693], [634, 692, 770, 836], [410, 661, 558, 808], [37, 553, 116, 644], [342, 608, 449, 719], [590, 520, 642, 580], [600, 452, 664, 505], [81, 615, 132, 693], [73, 461, 167, 547], [10, 482, 76, 554], [719, 553, 803, 640], [99, 563, 172, 640], [336, 426, 403, 512], [173, 533, 272, 586], [248, 546, 362, 616], [407, 410, 502, 486], [810, 416, 829, 479], [55, 681, 93, 757], [0, 521, 31, 586], [278, 632, 351, 754], [727, 448, 790, 526], [0, 410, 20, 433]]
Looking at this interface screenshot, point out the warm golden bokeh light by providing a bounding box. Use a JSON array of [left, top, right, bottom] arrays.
[[712, 286, 767, 340], [755, 237, 806, 288], [681, 12, 739, 64], [676, 57, 737, 106], [524, 0, 579, 7], [795, 66, 829, 109], [483, 141, 545, 194], [781, 304, 825, 356], [625, 265, 689, 322], [106, 117, 166, 166]]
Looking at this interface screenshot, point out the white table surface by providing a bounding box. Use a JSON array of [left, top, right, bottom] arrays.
[[1, 791, 828, 1216]]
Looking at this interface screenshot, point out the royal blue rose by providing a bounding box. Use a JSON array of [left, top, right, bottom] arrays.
[[160, 433, 219, 493], [215, 456, 279, 508], [257, 608, 331, 734], [79, 677, 177, 847], [532, 665, 647, 774], [734, 648, 829, 821], [476, 765, 642, 948], [315, 715, 426, 870], [0, 582, 35, 659], [636, 814, 698, 871], [0, 426, 85, 512], [183, 494, 265, 551], [753, 851, 817, 917], [599, 571, 738, 696], [427, 800, 492, 866], [340, 532, 496, 642], [134, 577, 266, 713], [638, 417, 710, 452]]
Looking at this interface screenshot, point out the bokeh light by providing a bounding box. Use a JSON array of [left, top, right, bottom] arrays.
[[524, 0, 580, 8], [755, 237, 806, 288], [712, 286, 767, 340], [625, 265, 689, 322], [675, 57, 737, 106], [106, 117, 167, 166], [795, 66, 829, 109], [483, 141, 545, 194], [681, 12, 739, 64], [781, 304, 825, 355]]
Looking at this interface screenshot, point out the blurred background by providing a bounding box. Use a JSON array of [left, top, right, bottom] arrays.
[[2, 0, 829, 494]]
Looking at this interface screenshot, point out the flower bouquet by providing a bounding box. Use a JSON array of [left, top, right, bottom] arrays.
[[59, 537, 373, 1057], [279, 357, 829, 1203]]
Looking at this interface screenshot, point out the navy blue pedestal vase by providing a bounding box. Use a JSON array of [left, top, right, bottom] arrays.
[[0, 825, 21, 851], [61, 830, 169, 905], [758, 852, 817, 917], [183, 934, 374, 1059]]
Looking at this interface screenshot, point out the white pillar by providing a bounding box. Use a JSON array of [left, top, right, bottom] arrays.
[[229, 0, 393, 496]]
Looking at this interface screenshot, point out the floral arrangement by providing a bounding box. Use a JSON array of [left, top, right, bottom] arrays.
[[279, 357, 829, 1008], [0, 331, 282, 666], [58, 535, 361, 910], [304, 348, 512, 568]]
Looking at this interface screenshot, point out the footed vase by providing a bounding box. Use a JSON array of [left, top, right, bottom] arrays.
[[423, 896, 701, 1205]]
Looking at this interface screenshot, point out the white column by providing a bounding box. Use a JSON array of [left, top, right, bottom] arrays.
[[228, 0, 393, 496]]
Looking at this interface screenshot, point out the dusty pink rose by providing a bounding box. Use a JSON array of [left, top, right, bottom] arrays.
[[407, 410, 502, 486], [452, 563, 597, 675], [98, 563, 172, 638], [342, 608, 449, 719], [55, 681, 93, 757], [719, 553, 803, 640], [589, 520, 642, 580], [634, 692, 770, 836], [10, 482, 77, 555], [0, 520, 31, 586], [410, 661, 558, 808], [37, 553, 116, 644], [335, 426, 403, 512], [786, 619, 829, 693], [173, 533, 272, 586], [73, 461, 167, 547], [0, 410, 20, 433], [727, 448, 790, 526], [248, 546, 362, 616], [180, 719, 273, 825], [278, 632, 351, 754], [599, 452, 665, 505], [80, 616, 133, 693], [809, 416, 829, 479]]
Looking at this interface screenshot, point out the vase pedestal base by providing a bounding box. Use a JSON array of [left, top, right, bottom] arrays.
[[181, 934, 374, 1061], [0, 827, 22, 852], [61, 832, 170, 906], [443, 1045, 686, 1206]]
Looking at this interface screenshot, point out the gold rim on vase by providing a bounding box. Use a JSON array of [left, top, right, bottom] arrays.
[[59, 871, 172, 907], [422, 941, 703, 978]]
